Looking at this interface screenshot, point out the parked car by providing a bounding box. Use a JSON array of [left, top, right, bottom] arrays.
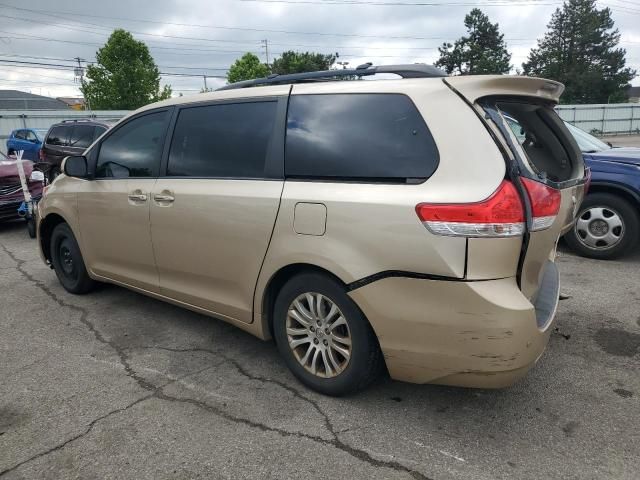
[[6, 128, 49, 161], [37, 66, 587, 395], [39, 119, 111, 178], [0, 150, 44, 223], [562, 123, 640, 259]]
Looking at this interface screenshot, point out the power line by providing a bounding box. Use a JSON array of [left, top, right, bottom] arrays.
[[0, 2, 562, 41]]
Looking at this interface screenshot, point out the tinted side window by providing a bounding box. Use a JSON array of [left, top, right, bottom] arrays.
[[69, 125, 96, 149], [168, 101, 277, 178], [93, 126, 107, 142], [47, 126, 69, 146], [285, 94, 439, 182], [14, 130, 26, 140], [96, 111, 169, 178]]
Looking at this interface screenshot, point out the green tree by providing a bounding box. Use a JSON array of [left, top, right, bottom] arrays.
[[435, 9, 511, 75], [227, 53, 270, 83], [523, 0, 636, 103], [81, 29, 171, 110], [271, 51, 336, 75]]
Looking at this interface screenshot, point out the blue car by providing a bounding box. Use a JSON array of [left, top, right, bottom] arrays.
[[563, 123, 639, 259], [6, 128, 49, 161]]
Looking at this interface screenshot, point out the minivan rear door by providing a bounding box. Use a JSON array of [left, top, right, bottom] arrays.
[[445, 76, 586, 300]]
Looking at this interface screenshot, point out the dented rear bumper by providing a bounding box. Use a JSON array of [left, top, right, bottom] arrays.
[[349, 265, 559, 388]]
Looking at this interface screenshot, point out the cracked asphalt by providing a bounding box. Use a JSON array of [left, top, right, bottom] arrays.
[[1, 220, 639, 480]]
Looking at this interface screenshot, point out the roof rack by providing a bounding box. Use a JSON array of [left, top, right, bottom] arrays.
[[217, 63, 447, 91], [60, 119, 96, 123]]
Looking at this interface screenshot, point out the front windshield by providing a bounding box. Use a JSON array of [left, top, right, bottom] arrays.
[[563, 122, 610, 153]]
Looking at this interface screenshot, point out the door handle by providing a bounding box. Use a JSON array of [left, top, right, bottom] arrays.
[[128, 193, 147, 201], [154, 194, 175, 203]]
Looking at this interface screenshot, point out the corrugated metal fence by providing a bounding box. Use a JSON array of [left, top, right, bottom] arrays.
[[556, 103, 640, 135], [0, 110, 130, 141]]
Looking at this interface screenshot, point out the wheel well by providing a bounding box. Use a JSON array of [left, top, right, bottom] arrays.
[[39, 213, 67, 262], [588, 184, 640, 213], [261, 263, 347, 339]]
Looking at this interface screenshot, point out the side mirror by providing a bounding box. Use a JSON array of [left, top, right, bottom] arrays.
[[63, 155, 89, 178], [607, 142, 613, 148]]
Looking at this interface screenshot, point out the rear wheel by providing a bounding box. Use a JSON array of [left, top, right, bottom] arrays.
[[273, 273, 383, 396], [565, 193, 639, 260], [50, 223, 95, 294]]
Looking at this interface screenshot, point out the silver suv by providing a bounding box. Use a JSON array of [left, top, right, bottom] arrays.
[[37, 65, 587, 395]]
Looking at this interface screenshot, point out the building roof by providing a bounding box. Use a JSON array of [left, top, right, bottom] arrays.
[[0, 90, 70, 110], [56, 97, 86, 107]]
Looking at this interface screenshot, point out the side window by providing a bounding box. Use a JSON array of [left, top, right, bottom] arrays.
[[285, 94, 439, 182], [47, 126, 69, 146], [167, 101, 277, 178], [96, 111, 169, 179], [69, 125, 96, 149], [93, 126, 107, 142], [14, 130, 27, 140], [25, 130, 38, 142]]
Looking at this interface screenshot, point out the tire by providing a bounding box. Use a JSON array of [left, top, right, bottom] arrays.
[[26, 218, 36, 238], [50, 223, 95, 294], [565, 192, 639, 260], [273, 273, 383, 396], [48, 166, 61, 182]]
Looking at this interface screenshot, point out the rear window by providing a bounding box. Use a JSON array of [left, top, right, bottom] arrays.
[[285, 94, 439, 182], [69, 125, 96, 149], [46, 125, 69, 146], [496, 101, 582, 183]]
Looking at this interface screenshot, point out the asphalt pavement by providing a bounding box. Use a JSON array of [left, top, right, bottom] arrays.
[[1, 220, 638, 480]]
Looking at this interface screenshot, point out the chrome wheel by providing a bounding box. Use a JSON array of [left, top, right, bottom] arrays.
[[574, 206, 625, 250], [286, 292, 352, 378]]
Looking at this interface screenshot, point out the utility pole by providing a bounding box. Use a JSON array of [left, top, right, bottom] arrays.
[[261, 39, 270, 68], [203, 74, 208, 92], [73, 57, 85, 82], [73, 57, 91, 111]]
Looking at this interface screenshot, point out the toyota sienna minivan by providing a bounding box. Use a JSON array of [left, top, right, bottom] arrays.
[[37, 65, 587, 396]]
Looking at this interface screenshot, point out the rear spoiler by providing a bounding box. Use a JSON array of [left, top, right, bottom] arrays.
[[444, 76, 565, 104]]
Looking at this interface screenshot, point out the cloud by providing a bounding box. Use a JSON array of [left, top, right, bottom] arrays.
[[0, 0, 638, 100]]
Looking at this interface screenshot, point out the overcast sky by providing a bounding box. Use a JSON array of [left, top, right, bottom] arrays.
[[0, 0, 638, 99]]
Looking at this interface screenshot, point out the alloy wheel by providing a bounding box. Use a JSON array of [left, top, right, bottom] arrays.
[[286, 292, 352, 379]]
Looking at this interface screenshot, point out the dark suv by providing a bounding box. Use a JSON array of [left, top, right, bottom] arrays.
[[40, 120, 111, 177]]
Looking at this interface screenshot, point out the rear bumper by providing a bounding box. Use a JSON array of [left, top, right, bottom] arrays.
[[348, 264, 560, 388]]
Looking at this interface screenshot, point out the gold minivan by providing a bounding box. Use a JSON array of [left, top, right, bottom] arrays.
[[37, 65, 587, 395]]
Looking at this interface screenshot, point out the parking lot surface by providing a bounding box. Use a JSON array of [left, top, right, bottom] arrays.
[[1, 221, 638, 480]]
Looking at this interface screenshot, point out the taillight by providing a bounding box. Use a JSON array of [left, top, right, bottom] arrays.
[[416, 178, 561, 237], [38, 148, 44, 161], [416, 180, 525, 237], [520, 177, 561, 231]]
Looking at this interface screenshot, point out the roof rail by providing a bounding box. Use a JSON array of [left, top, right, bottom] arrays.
[[60, 119, 96, 123], [217, 63, 447, 91]]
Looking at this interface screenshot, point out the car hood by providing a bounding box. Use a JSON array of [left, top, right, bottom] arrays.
[[584, 147, 640, 166], [0, 159, 35, 183]]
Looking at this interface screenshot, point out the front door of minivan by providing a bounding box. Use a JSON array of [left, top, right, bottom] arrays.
[[77, 109, 172, 292], [149, 98, 286, 324]]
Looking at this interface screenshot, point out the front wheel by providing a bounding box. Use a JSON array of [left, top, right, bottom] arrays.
[[26, 218, 36, 238], [273, 273, 383, 396], [50, 223, 95, 294], [565, 192, 639, 260]]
